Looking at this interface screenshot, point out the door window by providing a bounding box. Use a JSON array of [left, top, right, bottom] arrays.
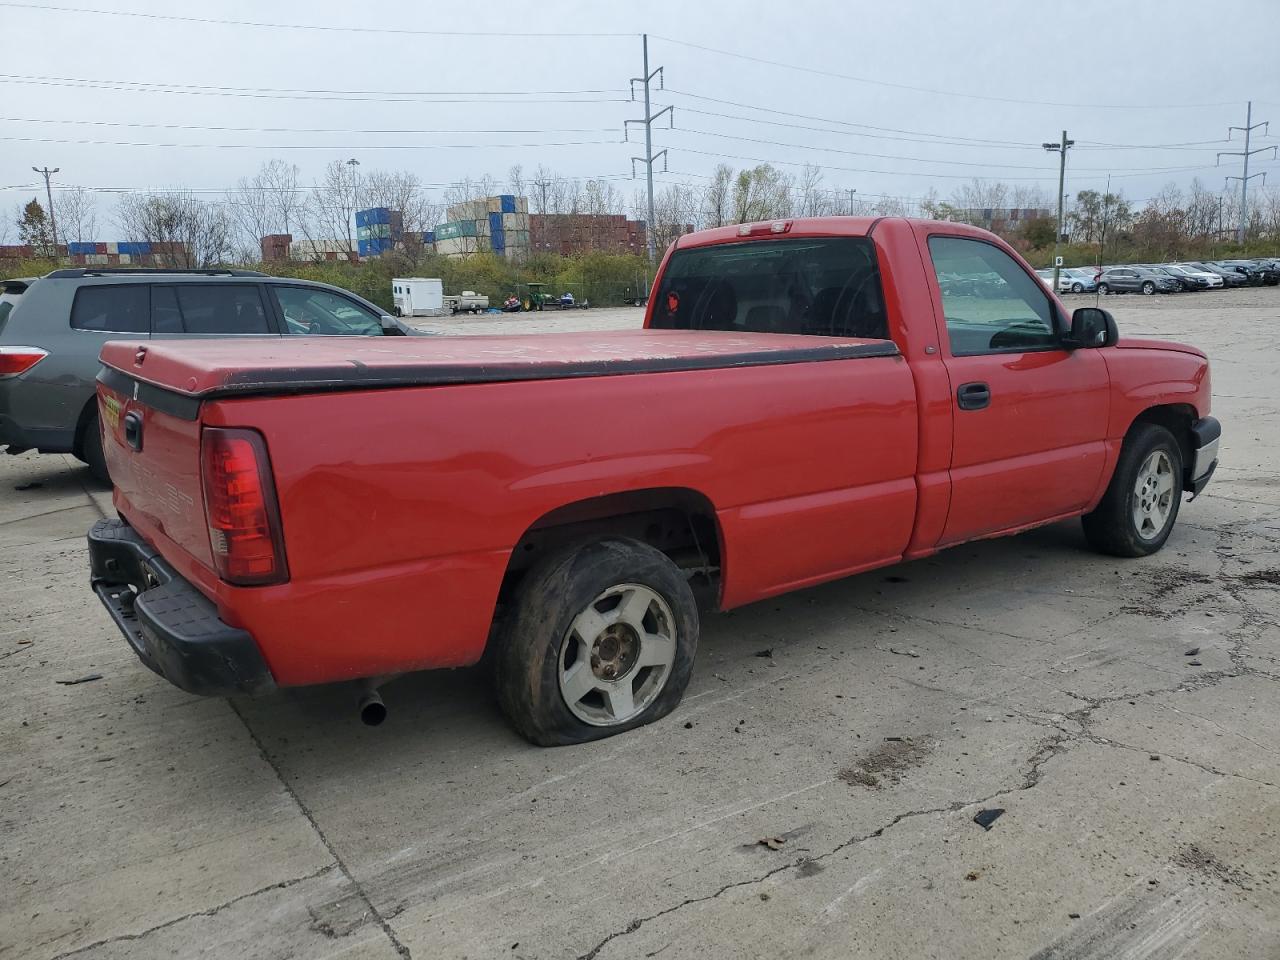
[[171, 285, 272, 334], [928, 236, 1059, 356], [70, 285, 150, 333], [273, 286, 385, 336]]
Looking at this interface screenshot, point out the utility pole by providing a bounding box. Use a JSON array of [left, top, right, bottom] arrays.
[[847, 189, 857, 216], [31, 166, 60, 253], [626, 34, 671, 266], [1041, 131, 1073, 291], [345, 157, 360, 256], [1217, 102, 1274, 245]]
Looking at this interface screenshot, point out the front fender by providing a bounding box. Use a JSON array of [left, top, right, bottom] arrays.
[[1101, 346, 1210, 439]]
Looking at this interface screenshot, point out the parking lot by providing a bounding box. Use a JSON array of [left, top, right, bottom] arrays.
[[2, 288, 1278, 960]]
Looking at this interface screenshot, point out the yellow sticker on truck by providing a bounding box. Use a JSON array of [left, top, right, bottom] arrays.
[[103, 394, 121, 432]]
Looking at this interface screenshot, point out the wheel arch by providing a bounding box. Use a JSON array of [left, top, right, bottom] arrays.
[[1127, 403, 1197, 475], [500, 486, 725, 607], [71, 393, 98, 459]]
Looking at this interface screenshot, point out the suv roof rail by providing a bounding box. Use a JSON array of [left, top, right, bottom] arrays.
[[45, 267, 269, 279], [2, 277, 37, 294]]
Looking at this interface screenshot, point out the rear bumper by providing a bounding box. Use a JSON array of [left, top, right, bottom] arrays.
[[1188, 417, 1220, 497], [88, 518, 276, 697]]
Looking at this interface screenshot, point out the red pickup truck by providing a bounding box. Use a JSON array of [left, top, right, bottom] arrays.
[[88, 218, 1219, 745]]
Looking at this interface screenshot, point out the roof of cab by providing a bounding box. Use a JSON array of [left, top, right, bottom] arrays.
[[98, 328, 899, 400]]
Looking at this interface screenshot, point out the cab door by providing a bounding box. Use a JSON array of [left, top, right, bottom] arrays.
[[922, 233, 1110, 546]]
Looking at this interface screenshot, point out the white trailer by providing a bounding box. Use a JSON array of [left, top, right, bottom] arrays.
[[392, 278, 445, 317]]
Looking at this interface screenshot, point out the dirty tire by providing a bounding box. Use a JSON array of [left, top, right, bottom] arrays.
[[1082, 423, 1183, 557], [82, 410, 110, 485], [494, 538, 698, 746]]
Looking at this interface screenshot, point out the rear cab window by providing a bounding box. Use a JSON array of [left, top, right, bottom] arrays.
[[70, 284, 150, 333], [649, 237, 889, 340]]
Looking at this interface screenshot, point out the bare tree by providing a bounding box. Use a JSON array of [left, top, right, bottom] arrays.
[[300, 160, 362, 257], [116, 192, 234, 267], [507, 164, 525, 199], [53, 187, 98, 244], [260, 159, 303, 235], [227, 174, 274, 261]]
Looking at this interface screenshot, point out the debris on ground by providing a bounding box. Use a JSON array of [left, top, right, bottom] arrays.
[[973, 808, 1005, 831], [1188, 660, 1203, 667], [758, 836, 787, 851], [754, 648, 773, 658], [888, 647, 921, 658], [965, 871, 980, 881], [14, 481, 43, 491], [1068, 912, 1081, 919], [1184, 647, 1200, 656], [55, 674, 103, 685], [839, 736, 932, 789]]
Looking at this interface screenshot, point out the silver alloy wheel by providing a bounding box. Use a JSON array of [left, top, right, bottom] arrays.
[[558, 583, 677, 726], [1132, 450, 1176, 540]]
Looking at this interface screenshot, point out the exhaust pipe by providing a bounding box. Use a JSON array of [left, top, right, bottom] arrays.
[[359, 689, 387, 726]]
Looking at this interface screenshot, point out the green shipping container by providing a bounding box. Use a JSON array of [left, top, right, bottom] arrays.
[[434, 220, 479, 241]]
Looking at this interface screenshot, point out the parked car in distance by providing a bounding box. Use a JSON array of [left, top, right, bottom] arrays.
[[1220, 259, 1279, 286], [89, 217, 1219, 746], [1149, 265, 1209, 291], [1097, 266, 1180, 295], [0, 268, 418, 482], [1062, 268, 1099, 293], [1163, 264, 1222, 289], [1182, 262, 1248, 287]]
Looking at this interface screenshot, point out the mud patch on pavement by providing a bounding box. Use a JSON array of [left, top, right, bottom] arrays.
[[1122, 570, 1216, 619], [838, 736, 932, 789], [1173, 843, 1253, 889]]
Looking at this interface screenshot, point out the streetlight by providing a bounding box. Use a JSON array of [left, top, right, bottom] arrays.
[[1042, 133, 1074, 291], [345, 158, 360, 254]]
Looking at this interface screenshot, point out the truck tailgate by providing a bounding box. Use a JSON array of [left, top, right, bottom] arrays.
[[97, 357, 213, 571]]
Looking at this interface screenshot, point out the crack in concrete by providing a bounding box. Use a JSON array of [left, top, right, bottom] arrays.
[[576, 589, 1280, 960], [229, 701, 413, 960], [46, 864, 337, 959]]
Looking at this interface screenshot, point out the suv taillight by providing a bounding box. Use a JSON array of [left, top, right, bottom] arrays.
[[0, 346, 48, 378], [200, 427, 289, 586]]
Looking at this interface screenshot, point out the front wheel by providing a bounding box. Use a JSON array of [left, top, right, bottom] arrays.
[[1071, 282, 1084, 293], [494, 538, 699, 746], [1082, 423, 1183, 557], [1141, 281, 1156, 295], [1098, 283, 1110, 295]]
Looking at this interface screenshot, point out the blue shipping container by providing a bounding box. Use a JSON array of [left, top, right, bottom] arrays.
[[424, 231, 435, 244], [68, 242, 96, 255], [499, 194, 516, 214]]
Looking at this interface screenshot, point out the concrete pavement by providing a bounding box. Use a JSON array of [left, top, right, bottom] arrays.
[[2, 288, 1278, 959]]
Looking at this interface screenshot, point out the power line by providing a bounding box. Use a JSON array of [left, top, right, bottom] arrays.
[[0, 117, 620, 135], [651, 35, 1240, 110], [0, 76, 628, 105], [0, 136, 623, 150], [0, 3, 634, 37], [0, 73, 626, 97], [664, 89, 1040, 146]]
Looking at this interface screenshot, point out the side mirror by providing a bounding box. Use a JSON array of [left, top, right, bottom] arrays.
[[1065, 307, 1118, 349]]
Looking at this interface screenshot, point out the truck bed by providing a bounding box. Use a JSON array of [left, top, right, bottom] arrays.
[[98, 329, 899, 400]]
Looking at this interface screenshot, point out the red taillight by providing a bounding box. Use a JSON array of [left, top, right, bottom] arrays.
[[0, 346, 48, 378], [200, 427, 288, 586]]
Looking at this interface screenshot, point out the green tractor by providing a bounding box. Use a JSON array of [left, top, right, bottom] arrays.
[[522, 282, 553, 312]]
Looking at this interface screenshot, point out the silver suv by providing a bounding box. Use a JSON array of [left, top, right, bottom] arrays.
[[0, 268, 415, 481]]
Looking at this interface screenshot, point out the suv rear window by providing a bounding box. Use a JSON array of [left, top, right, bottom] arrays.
[[650, 237, 888, 339], [70, 285, 150, 333]]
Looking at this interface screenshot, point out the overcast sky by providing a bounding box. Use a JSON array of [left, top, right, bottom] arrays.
[[3, 0, 1279, 233]]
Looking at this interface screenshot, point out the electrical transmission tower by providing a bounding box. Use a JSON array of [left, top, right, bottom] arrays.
[[625, 34, 672, 265], [1217, 102, 1275, 244]]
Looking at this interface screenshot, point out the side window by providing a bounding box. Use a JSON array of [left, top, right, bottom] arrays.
[[151, 287, 183, 333], [70, 285, 150, 333], [272, 286, 384, 336], [927, 236, 1060, 356], [173, 285, 271, 334]]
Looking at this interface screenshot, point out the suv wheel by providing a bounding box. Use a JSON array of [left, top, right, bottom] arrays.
[[1098, 283, 1110, 295], [1071, 282, 1084, 293], [81, 410, 110, 485], [1141, 281, 1156, 295]]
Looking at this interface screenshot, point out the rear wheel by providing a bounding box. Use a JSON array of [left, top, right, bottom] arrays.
[[1082, 423, 1182, 557], [1071, 282, 1084, 293], [1098, 283, 1110, 295], [1142, 281, 1156, 295], [494, 538, 698, 746]]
